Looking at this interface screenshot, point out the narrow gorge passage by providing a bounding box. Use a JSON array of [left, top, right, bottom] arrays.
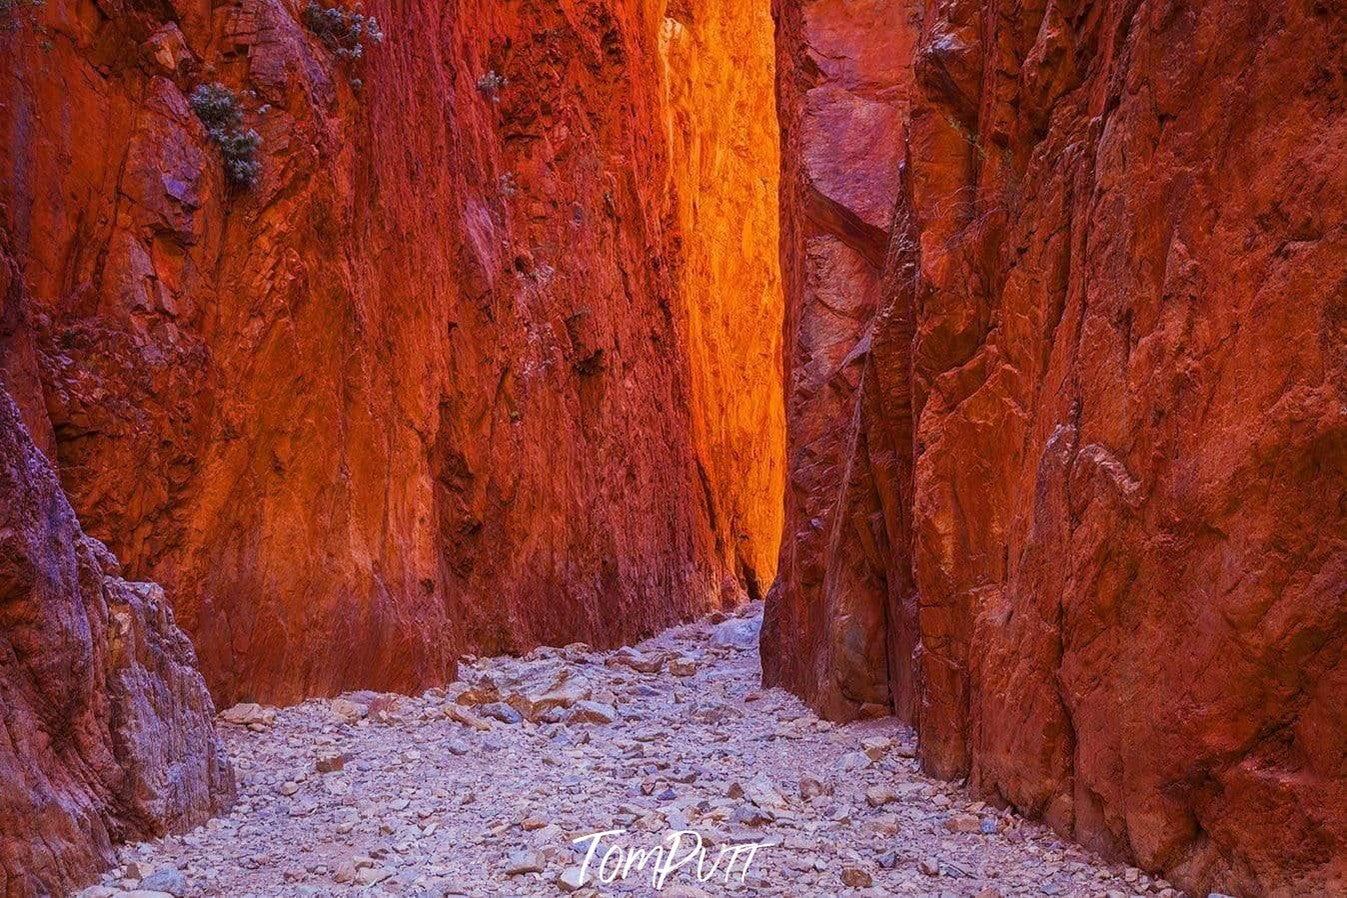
[[2, 0, 1345, 896], [77, 606, 1144, 898]]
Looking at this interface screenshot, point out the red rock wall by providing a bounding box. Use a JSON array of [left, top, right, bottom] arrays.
[[0, 384, 234, 897], [763, 0, 919, 720], [766, 0, 1347, 893], [0, 0, 783, 706]]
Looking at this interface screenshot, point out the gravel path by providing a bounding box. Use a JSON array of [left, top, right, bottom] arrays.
[[79, 605, 1176, 898]]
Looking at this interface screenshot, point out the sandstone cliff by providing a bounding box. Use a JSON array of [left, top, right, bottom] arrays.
[[7, 0, 1346, 893], [0, 0, 783, 707], [764, 0, 919, 722], [0, 386, 234, 897], [765, 0, 1347, 894], [660, 0, 785, 599]]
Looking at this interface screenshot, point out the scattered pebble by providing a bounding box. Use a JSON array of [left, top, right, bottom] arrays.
[[77, 603, 1145, 897]]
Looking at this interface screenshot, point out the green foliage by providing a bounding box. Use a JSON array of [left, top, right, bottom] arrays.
[[189, 83, 241, 133], [302, 0, 384, 61], [190, 83, 262, 189]]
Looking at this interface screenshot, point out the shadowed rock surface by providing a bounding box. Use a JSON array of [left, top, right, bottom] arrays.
[[764, 0, 1347, 894], [0, 388, 234, 897], [764, 0, 921, 723]]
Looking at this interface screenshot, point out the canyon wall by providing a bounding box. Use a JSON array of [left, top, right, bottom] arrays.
[[0, 386, 234, 897], [0, 0, 782, 707], [765, 0, 1347, 894], [659, 0, 784, 599], [763, 0, 919, 721]]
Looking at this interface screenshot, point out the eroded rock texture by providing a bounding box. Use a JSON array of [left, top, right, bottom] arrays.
[[0, 388, 234, 897], [0, 0, 782, 706], [764, 0, 919, 722], [766, 0, 1347, 894], [660, 1, 785, 599]]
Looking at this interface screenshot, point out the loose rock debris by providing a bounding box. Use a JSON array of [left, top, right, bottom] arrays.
[[80, 605, 1172, 898]]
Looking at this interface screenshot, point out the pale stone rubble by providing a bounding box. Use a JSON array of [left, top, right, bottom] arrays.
[[78, 605, 1182, 897]]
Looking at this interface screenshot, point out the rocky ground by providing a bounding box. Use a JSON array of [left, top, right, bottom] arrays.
[[79, 605, 1181, 898]]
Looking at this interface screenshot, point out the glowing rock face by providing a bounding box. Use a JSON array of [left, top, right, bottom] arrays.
[[0, 0, 783, 707], [660, 0, 786, 600]]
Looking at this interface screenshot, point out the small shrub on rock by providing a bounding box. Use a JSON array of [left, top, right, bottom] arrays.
[[189, 83, 262, 189], [477, 70, 506, 100], [302, 0, 383, 60]]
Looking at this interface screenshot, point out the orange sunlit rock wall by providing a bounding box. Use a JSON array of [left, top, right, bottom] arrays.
[[765, 0, 1347, 894], [0, 0, 783, 707], [659, 2, 785, 598]]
